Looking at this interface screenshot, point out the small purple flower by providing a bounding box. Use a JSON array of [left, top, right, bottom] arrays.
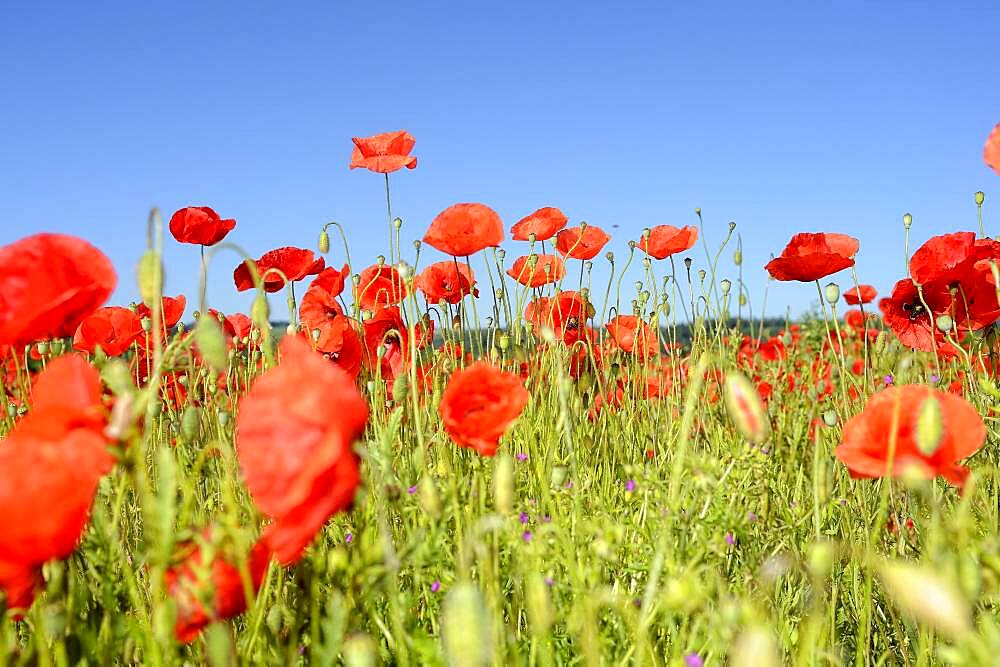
[[564, 481, 573, 489], [839, 498, 847, 506], [625, 479, 636, 492], [541, 514, 551, 523], [407, 485, 418, 494], [299, 646, 306, 656], [544, 577, 555, 587], [725, 532, 736, 546], [929, 374, 940, 384], [522, 530, 533, 543], [516, 452, 528, 462], [746, 511, 758, 523], [344, 532, 353, 545], [519, 512, 530, 524], [761, 446, 770, 455], [431, 580, 440, 593], [883, 374, 894, 385], [684, 653, 704, 667]]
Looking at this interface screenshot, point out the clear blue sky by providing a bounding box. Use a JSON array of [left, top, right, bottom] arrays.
[[2, 2, 998, 320]]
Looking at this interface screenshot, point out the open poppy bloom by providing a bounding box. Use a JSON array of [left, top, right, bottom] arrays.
[[985, 122, 1000, 176], [0, 355, 113, 613], [0, 233, 117, 347], [506, 254, 566, 288], [299, 266, 347, 327], [524, 291, 591, 344], [234, 247, 325, 292], [511, 207, 568, 241], [236, 336, 368, 565], [423, 203, 504, 257], [361, 306, 412, 383], [415, 261, 477, 304], [555, 224, 611, 260], [165, 531, 272, 643], [73, 306, 144, 356], [168, 207, 236, 246], [636, 225, 698, 260], [438, 361, 530, 456], [843, 285, 876, 305], [835, 384, 985, 488], [765, 232, 859, 282], [605, 315, 659, 357], [357, 264, 407, 311], [350, 130, 417, 173], [298, 266, 362, 376], [136, 295, 187, 329]]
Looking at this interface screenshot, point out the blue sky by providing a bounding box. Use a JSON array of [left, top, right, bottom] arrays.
[[2, 2, 998, 320]]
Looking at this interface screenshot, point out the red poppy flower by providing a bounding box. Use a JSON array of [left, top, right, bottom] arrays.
[[234, 247, 325, 293], [909, 232, 975, 287], [524, 291, 591, 343], [168, 207, 236, 246], [237, 336, 368, 565], [361, 306, 410, 383], [166, 532, 272, 643], [835, 384, 985, 487], [554, 224, 611, 260], [636, 225, 698, 260], [843, 285, 877, 305], [423, 203, 504, 257], [605, 315, 659, 357], [511, 207, 568, 242], [0, 234, 116, 347], [300, 267, 347, 328], [350, 130, 417, 173], [73, 306, 144, 357], [438, 361, 530, 456], [357, 264, 407, 311], [415, 261, 477, 304], [507, 254, 566, 288], [765, 232, 860, 282], [879, 279, 954, 352], [985, 122, 1000, 176], [136, 294, 187, 329]]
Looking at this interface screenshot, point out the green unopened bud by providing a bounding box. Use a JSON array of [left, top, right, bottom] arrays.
[[251, 293, 269, 329], [724, 372, 770, 444], [493, 454, 514, 514], [824, 283, 840, 304], [733, 249, 743, 266], [550, 465, 568, 488], [101, 359, 135, 396], [181, 406, 201, 440], [318, 229, 330, 253], [807, 542, 835, 579], [442, 584, 493, 667], [194, 317, 228, 373], [903, 212, 913, 229], [975, 191, 985, 206], [392, 374, 409, 403], [137, 249, 164, 307], [419, 477, 440, 519], [916, 395, 943, 455]]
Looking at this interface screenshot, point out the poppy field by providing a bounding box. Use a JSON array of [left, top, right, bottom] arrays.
[[1, 125, 1000, 665]]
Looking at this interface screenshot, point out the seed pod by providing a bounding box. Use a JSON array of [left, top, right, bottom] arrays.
[[903, 212, 913, 229], [975, 191, 985, 206], [935, 314, 953, 333], [720, 279, 732, 295], [724, 372, 770, 444], [824, 283, 840, 304]]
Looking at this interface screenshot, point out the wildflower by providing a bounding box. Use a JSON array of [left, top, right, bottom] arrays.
[[555, 224, 611, 260], [0, 233, 117, 346], [765, 232, 859, 282], [438, 362, 530, 456], [605, 315, 658, 357], [168, 206, 236, 246], [236, 336, 368, 565], [511, 207, 568, 241], [544, 577, 555, 587], [415, 261, 477, 304], [522, 531, 533, 543], [506, 254, 566, 288], [986, 122, 1000, 175], [883, 375, 894, 385], [843, 284, 877, 305], [519, 512, 529, 524], [136, 294, 187, 328], [73, 306, 144, 356], [344, 532, 354, 545], [431, 580, 441, 593], [725, 533, 737, 546], [357, 263, 407, 311], [408, 485, 418, 494], [349, 130, 417, 173], [684, 654, 704, 667], [625, 479, 636, 492], [636, 225, 698, 259], [516, 452, 528, 462], [233, 247, 325, 293], [423, 203, 504, 257]]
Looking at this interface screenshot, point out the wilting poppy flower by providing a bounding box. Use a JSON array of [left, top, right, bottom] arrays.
[[0, 234, 117, 347], [511, 207, 568, 242], [438, 361, 530, 456], [843, 285, 877, 306], [605, 315, 659, 357], [168, 207, 236, 246], [423, 203, 504, 257], [73, 306, 144, 357], [765, 232, 859, 282], [555, 224, 612, 260], [237, 336, 368, 565], [0, 356, 112, 611], [165, 532, 272, 643], [985, 122, 1000, 176], [415, 261, 477, 304], [136, 295, 187, 329], [835, 384, 984, 487], [357, 264, 407, 311], [234, 247, 325, 293], [507, 254, 566, 288], [350, 130, 417, 173], [637, 225, 698, 260]]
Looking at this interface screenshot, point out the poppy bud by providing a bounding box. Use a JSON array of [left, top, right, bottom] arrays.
[[102, 359, 135, 396], [824, 283, 840, 304], [550, 465, 568, 488], [181, 406, 201, 440], [739, 294, 747, 306], [493, 454, 514, 514], [879, 561, 971, 639], [392, 374, 409, 403], [318, 229, 330, 254], [724, 372, 770, 444], [662, 299, 671, 317], [251, 293, 269, 328], [137, 249, 164, 307], [807, 542, 835, 579], [442, 584, 493, 667], [935, 314, 953, 333], [720, 279, 732, 296], [194, 317, 228, 373], [916, 395, 943, 455], [903, 212, 913, 229], [975, 191, 985, 206], [733, 249, 743, 266]]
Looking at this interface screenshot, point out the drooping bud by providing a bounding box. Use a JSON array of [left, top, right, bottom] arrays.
[[724, 372, 770, 444], [915, 394, 943, 455], [318, 229, 330, 253], [194, 316, 228, 373]]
